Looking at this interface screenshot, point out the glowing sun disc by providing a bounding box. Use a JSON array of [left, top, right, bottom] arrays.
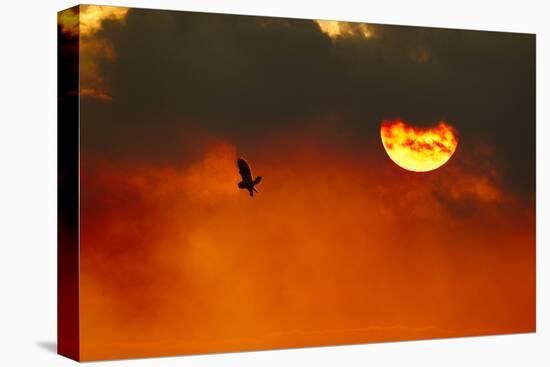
[[380, 119, 458, 172]]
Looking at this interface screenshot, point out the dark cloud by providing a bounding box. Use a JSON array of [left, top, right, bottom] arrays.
[[80, 8, 535, 199]]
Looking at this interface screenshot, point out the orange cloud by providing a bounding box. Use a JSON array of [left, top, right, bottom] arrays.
[[58, 5, 128, 101], [79, 5, 128, 36], [316, 20, 374, 39], [79, 36, 118, 101], [58, 7, 80, 37], [59, 5, 128, 37], [79, 136, 534, 360]]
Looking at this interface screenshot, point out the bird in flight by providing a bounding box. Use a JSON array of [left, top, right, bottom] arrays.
[[237, 158, 262, 197]]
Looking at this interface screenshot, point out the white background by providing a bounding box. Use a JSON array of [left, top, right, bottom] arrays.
[[0, 0, 548, 365]]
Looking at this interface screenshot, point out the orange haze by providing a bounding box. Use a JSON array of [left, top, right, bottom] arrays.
[[80, 137, 534, 361]]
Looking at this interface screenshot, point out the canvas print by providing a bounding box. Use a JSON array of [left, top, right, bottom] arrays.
[[57, 5, 536, 362]]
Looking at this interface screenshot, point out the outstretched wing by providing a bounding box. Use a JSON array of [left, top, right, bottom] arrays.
[[237, 158, 253, 181]]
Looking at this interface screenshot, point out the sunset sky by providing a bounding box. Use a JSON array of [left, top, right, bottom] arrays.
[[60, 5, 535, 361]]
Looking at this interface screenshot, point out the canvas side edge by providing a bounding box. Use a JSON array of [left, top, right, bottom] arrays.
[[57, 5, 81, 362]]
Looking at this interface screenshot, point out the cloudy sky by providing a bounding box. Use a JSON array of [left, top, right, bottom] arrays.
[[60, 5, 535, 361]]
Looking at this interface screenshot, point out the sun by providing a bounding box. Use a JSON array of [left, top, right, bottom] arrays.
[[380, 119, 458, 172]]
